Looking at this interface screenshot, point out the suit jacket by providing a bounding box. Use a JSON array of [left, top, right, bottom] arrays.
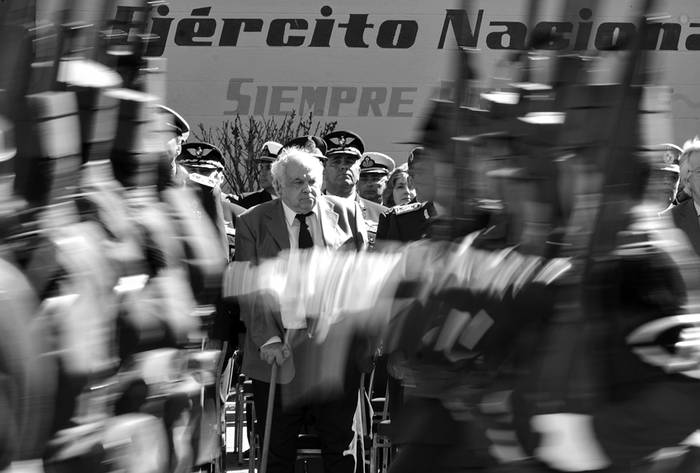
[[238, 188, 273, 209], [672, 199, 700, 256], [234, 195, 367, 383]]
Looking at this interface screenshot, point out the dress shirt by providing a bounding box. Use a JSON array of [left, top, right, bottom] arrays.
[[281, 201, 323, 248], [261, 201, 323, 348]]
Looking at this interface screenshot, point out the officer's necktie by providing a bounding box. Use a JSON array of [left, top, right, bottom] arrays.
[[295, 212, 314, 249]]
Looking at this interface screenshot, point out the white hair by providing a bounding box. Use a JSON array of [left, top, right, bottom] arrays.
[[271, 147, 324, 189], [679, 137, 700, 165], [679, 137, 700, 196]]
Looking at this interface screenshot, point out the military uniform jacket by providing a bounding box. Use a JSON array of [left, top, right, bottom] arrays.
[[376, 201, 437, 243]]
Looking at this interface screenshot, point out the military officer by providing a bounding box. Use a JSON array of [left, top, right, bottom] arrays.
[[177, 141, 226, 184], [238, 140, 282, 209], [358, 152, 395, 204], [322, 130, 387, 242], [176, 142, 245, 254]]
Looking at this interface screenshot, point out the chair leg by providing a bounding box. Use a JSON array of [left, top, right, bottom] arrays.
[[381, 441, 389, 473], [236, 386, 244, 465], [248, 401, 257, 473]]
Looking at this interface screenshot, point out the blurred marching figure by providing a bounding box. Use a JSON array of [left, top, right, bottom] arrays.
[[358, 152, 395, 205], [231, 147, 368, 473], [376, 98, 536, 473], [370, 1, 700, 472], [368, 129, 472, 473], [0, 3, 62, 468], [4, 4, 143, 470], [237, 141, 282, 209], [520, 141, 700, 473], [494, 14, 700, 473], [381, 164, 415, 208], [0, 0, 230, 472], [0, 111, 58, 473]]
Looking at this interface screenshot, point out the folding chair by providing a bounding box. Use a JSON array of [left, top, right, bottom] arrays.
[[369, 380, 392, 473], [221, 350, 257, 473]]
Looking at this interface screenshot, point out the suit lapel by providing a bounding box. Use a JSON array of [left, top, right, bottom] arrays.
[[355, 194, 368, 220], [682, 200, 700, 254], [265, 200, 290, 252], [318, 198, 340, 248]]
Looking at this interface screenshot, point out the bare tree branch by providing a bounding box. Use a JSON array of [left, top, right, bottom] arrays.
[[194, 111, 337, 195]]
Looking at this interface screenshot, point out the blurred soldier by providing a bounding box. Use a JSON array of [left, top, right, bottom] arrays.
[[358, 152, 395, 204], [156, 104, 191, 189], [238, 141, 281, 209], [379, 140, 498, 473], [375, 147, 437, 243], [521, 147, 700, 473], [322, 130, 387, 239], [368, 148, 438, 459], [672, 138, 700, 256]]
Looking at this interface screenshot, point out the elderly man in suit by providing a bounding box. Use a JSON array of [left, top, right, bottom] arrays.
[[673, 138, 700, 256], [234, 147, 367, 473]]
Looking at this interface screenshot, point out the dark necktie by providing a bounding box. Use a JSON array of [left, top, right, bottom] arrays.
[[295, 212, 314, 249]]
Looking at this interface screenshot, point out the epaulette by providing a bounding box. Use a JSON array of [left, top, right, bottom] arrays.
[[394, 202, 424, 215]]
